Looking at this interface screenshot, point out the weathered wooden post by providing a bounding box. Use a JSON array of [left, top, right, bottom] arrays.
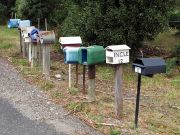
[[78, 46, 105, 101], [39, 31, 55, 75], [18, 20, 31, 56], [59, 37, 82, 89], [106, 45, 131, 118]]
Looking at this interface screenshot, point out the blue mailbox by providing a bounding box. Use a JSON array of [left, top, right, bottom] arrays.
[[63, 47, 80, 64], [18, 20, 31, 28], [8, 19, 21, 28]]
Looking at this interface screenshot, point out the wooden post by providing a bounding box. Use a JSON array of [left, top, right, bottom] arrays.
[[82, 65, 86, 94], [75, 64, 78, 88], [69, 64, 72, 88], [22, 40, 26, 58], [28, 43, 32, 63], [114, 65, 123, 118], [45, 18, 47, 31], [42, 44, 50, 75], [31, 44, 38, 68], [15, 13, 16, 19], [19, 30, 22, 53], [38, 18, 40, 29], [88, 65, 96, 101]]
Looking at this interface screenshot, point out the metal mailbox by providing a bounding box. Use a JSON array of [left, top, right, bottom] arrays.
[[39, 31, 55, 44], [106, 45, 130, 64], [63, 47, 80, 64], [8, 19, 21, 28], [59, 36, 82, 49], [18, 20, 31, 28], [132, 58, 166, 77], [78, 45, 105, 65]]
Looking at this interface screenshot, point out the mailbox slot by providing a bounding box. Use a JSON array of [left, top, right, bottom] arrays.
[[132, 58, 166, 77]]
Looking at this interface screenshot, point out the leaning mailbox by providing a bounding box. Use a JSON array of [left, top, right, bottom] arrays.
[[132, 57, 166, 128], [59, 36, 82, 49], [39, 31, 56, 44], [132, 58, 166, 77], [78, 45, 105, 65], [63, 47, 80, 64], [106, 45, 130, 64]]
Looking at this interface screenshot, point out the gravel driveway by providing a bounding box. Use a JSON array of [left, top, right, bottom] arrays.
[[0, 58, 102, 135]]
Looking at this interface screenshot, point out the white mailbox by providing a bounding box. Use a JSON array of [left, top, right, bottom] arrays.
[[23, 26, 35, 43], [106, 45, 131, 64]]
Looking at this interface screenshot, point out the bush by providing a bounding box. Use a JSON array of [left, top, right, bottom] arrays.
[[166, 57, 177, 75]]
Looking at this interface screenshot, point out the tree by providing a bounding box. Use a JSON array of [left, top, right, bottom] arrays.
[[16, 0, 63, 28], [60, 0, 175, 52]]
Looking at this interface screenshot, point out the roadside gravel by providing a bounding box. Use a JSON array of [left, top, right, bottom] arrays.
[[0, 58, 102, 135]]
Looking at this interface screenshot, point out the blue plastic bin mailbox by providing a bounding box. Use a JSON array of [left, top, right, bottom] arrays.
[[8, 19, 21, 28], [30, 28, 39, 43], [18, 20, 31, 28], [63, 47, 80, 64]]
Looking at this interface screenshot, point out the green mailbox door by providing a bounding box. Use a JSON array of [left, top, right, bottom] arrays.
[[78, 45, 105, 65]]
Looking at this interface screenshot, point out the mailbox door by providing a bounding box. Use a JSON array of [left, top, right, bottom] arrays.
[[78, 47, 87, 65], [87, 45, 105, 65]]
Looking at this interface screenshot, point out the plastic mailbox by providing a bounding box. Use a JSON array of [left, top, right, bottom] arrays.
[[8, 19, 21, 28], [59, 36, 82, 49], [106, 45, 130, 64], [63, 47, 80, 64], [132, 58, 166, 77], [18, 20, 31, 28], [78, 45, 105, 65], [30, 28, 39, 43]]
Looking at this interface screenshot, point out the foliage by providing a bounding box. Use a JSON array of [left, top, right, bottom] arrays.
[[166, 57, 177, 74], [15, 0, 64, 28], [0, 0, 16, 23], [60, 0, 175, 52]]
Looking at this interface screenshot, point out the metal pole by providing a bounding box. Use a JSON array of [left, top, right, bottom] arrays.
[[135, 74, 142, 128]]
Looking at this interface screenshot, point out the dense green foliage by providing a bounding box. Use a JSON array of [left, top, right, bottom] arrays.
[[1, 0, 176, 51], [0, 0, 16, 24], [60, 0, 175, 50]]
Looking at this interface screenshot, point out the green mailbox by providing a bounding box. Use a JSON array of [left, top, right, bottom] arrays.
[[78, 45, 105, 65]]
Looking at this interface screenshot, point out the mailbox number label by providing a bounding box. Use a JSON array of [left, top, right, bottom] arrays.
[[135, 66, 141, 74]]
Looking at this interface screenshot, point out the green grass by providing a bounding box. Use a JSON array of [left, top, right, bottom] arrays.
[[0, 43, 13, 49], [151, 28, 180, 52], [41, 81, 55, 91]]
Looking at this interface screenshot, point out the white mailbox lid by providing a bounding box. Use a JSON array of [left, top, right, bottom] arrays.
[[106, 45, 130, 51], [59, 36, 82, 44]]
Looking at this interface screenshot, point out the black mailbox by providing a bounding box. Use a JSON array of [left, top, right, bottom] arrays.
[[132, 58, 166, 77]]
